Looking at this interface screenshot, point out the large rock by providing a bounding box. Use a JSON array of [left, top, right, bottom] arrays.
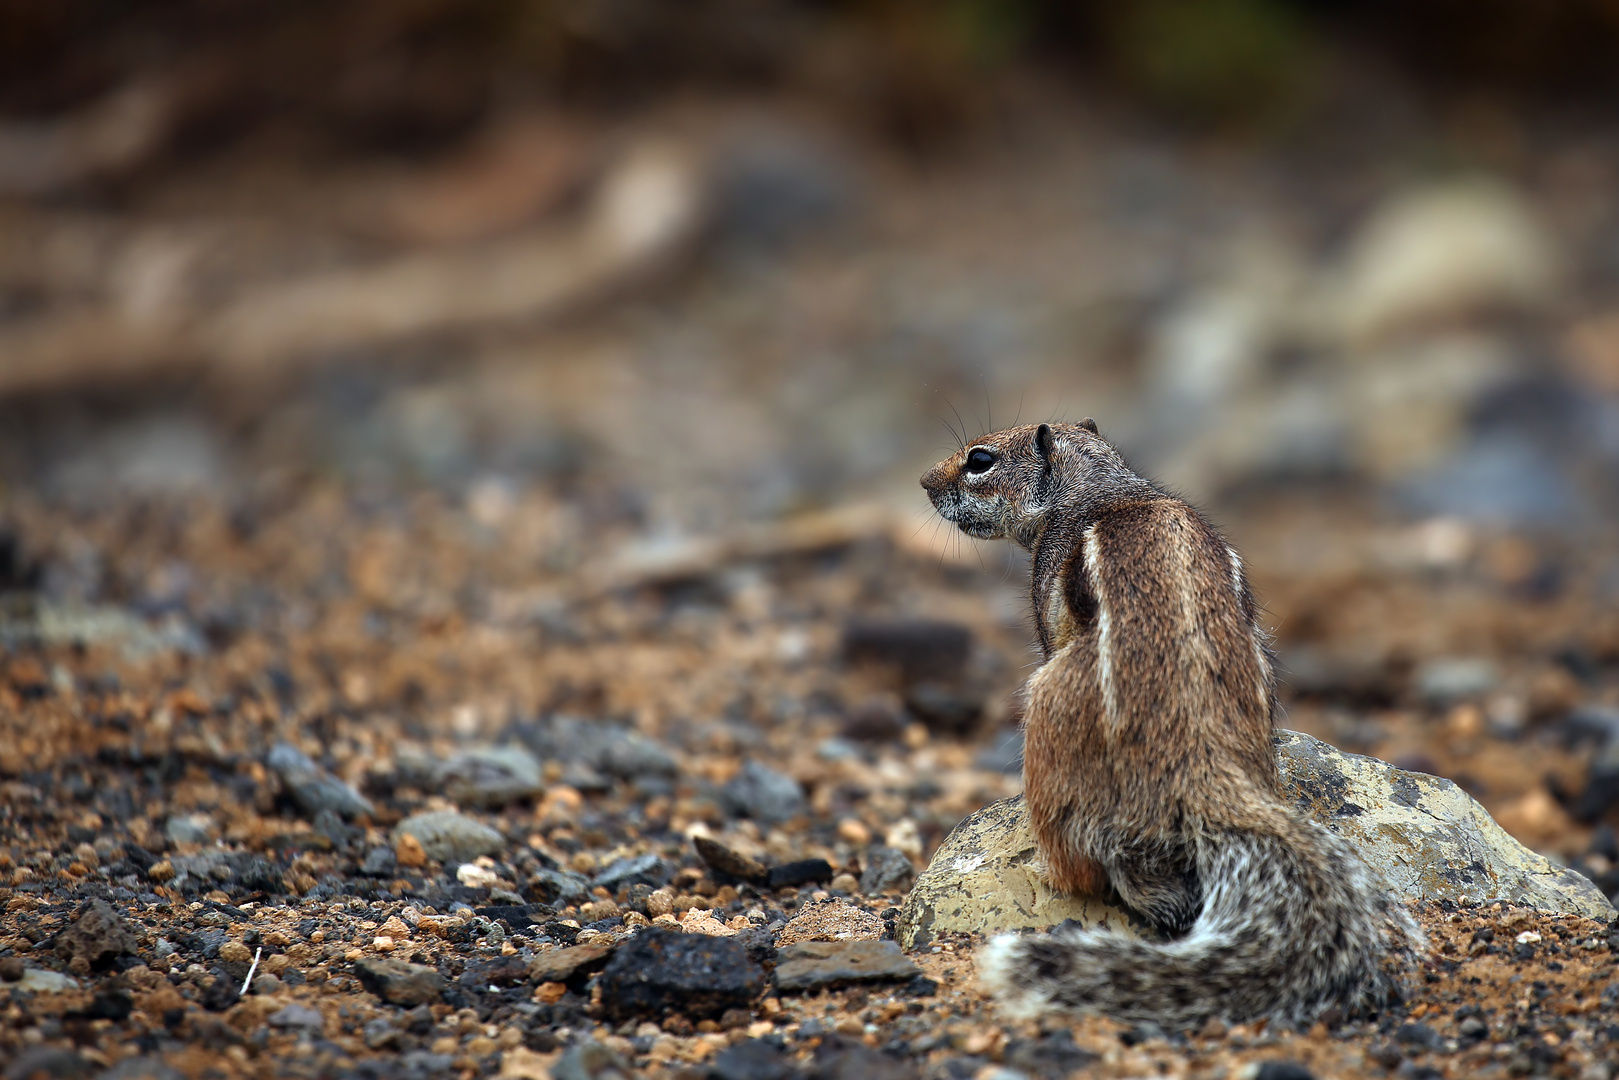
[[897, 729, 1613, 950]]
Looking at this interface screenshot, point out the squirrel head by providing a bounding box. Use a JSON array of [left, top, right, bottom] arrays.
[[921, 419, 1141, 550]]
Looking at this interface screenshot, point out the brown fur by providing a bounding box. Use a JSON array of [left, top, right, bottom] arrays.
[[922, 420, 1421, 1023]]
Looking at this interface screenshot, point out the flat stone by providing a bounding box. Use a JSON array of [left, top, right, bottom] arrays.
[[720, 761, 805, 824], [897, 729, 1614, 950], [774, 940, 920, 993], [598, 926, 764, 1021], [527, 942, 614, 984], [267, 1002, 326, 1034], [267, 743, 375, 821], [859, 846, 916, 896], [392, 810, 505, 864], [694, 836, 768, 885], [352, 957, 447, 1006], [436, 745, 545, 808]]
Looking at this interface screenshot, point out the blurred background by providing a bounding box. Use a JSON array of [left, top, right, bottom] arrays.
[[3, 1, 1619, 893]]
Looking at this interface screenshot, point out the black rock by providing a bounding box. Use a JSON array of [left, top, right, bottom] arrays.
[[774, 941, 921, 993], [721, 761, 806, 824], [807, 1033, 916, 1080], [1254, 1065, 1316, 1080], [516, 715, 677, 780], [903, 682, 982, 736], [267, 742, 375, 821], [1004, 1031, 1099, 1080], [1396, 1023, 1443, 1051], [353, 957, 447, 1006], [527, 867, 592, 906], [3, 1047, 85, 1080], [840, 699, 907, 743], [199, 977, 240, 1012], [551, 1039, 636, 1080], [359, 846, 397, 877], [99, 1056, 186, 1080], [842, 620, 971, 684], [474, 904, 550, 931], [459, 955, 529, 989], [858, 847, 915, 896], [52, 900, 137, 968], [598, 927, 764, 1021], [712, 1038, 797, 1080], [695, 836, 770, 885], [767, 860, 833, 890], [593, 853, 670, 892]]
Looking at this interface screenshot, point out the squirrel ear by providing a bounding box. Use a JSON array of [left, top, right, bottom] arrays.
[[1036, 423, 1055, 459], [1079, 417, 1099, 435]]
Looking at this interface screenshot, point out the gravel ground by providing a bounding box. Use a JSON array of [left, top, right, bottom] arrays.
[[2, 483, 1618, 1080]]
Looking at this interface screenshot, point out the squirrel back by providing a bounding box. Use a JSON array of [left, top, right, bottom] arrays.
[[922, 420, 1423, 1026]]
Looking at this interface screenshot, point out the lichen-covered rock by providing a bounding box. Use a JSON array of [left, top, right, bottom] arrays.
[[897, 729, 1613, 950]]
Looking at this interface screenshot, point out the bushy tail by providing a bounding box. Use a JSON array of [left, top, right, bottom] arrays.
[[978, 822, 1426, 1029]]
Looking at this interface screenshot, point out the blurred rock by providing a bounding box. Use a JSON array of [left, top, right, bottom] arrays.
[[267, 1002, 325, 1035], [592, 853, 670, 891], [353, 958, 447, 1006], [267, 743, 375, 821], [1415, 658, 1499, 705], [774, 940, 920, 993], [694, 836, 769, 885], [841, 698, 907, 742], [712, 1040, 796, 1080], [843, 620, 971, 684], [808, 1033, 917, 1080], [898, 730, 1612, 948], [721, 760, 805, 824], [766, 859, 834, 890], [1395, 436, 1583, 525], [392, 810, 505, 864], [710, 128, 854, 254], [436, 745, 545, 808], [3, 1048, 85, 1080], [1327, 180, 1561, 343], [163, 813, 218, 846], [17, 969, 79, 994], [859, 847, 916, 897], [903, 682, 983, 735], [526, 867, 592, 906], [598, 926, 764, 1021], [517, 715, 677, 780], [551, 1039, 635, 1080]]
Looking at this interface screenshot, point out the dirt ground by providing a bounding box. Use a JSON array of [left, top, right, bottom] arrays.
[[1, 481, 1617, 1080]]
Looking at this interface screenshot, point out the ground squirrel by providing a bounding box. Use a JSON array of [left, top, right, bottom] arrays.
[[921, 420, 1423, 1027]]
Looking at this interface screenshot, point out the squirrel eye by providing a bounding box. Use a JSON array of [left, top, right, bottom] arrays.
[[965, 448, 997, 474]]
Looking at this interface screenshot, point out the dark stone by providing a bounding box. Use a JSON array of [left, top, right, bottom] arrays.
[[842, 620, 971, 684], [1119, 1023, 1166, 1047], [774, 941, 921, 993], [551, 1038, 636, 1080], [766, 860, 832, 890], [52, 900, 137, 968], [1396, 1023, 1442, 1051], [527, 943, 614, 984], [840, 700, 907, 743], [598, 927, 764, 1021], [99, 1057, 186, 1080], [0, 956, 24, 981], [3, 1047, 86, 1080], [267, 742, 375, 820], [712, 1038, 796, 1080], [74, 991, 132, 1022], [1254, 1065, 1316, 1080], [807, 1033, 917, 1080], [359, 846, 397, 877], [527, 868, 592, 906], [474, 904, 549, 931], [199, 977, 240, 1012], [696, 836, 770, 885], [721, 761, 806, 824], [1004, 1031, 1099, 1079], [353, 957, 447, 1006], [515, 715, 677, 780], [459, 955, 529, 989], [859, 848, 915, 896], [592, 853, 669, 891], [903, 683, 982, 736]]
